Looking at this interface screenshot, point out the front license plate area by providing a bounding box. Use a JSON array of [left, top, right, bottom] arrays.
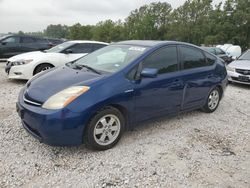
[[238, 76, 249, 82]]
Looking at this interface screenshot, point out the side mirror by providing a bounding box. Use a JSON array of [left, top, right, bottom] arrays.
[[65, 49, 73, 54], [140, 68, 158, 78]]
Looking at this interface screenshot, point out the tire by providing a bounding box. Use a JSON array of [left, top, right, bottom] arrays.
[[202, 87, 221, 113], [84, 107, 125, 150], [34, 63, 54, 75]]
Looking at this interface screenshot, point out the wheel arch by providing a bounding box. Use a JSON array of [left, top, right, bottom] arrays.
[[33, 62, 55, 75]]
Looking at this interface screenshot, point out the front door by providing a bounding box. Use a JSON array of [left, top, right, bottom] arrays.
[[0, 36, 20, 58], [134, 45, 184, 122]]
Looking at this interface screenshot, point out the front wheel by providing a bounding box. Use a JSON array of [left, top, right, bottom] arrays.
[[202, 87, 221, 113], [84, 107, 125, 150], [34, 63, 54, 75]]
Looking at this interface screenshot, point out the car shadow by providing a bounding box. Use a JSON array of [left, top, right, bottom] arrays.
[[229, 82, 250, 90], [8, 79, 27, 85]]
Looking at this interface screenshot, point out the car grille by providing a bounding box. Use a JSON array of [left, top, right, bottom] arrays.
[[236, 69, 250, 75], [232, 77, 250, 83]]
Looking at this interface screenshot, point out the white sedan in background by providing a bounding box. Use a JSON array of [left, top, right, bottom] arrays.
[[227, 49, 250, 85], [5, 40, 108, 80]]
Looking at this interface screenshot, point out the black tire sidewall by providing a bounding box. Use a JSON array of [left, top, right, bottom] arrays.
[[203, 87, 221, 113], [84, 107, 125, 150], [34, 64, 53, 75]]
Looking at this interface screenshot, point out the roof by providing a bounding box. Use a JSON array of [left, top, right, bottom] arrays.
[[67, 40, 108, 45], [115, 40, 187, 47]]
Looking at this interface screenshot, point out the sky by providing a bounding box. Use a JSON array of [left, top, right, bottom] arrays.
[[0, 0, 224, 33]]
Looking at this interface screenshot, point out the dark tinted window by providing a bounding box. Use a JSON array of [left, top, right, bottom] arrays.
[[204, 52, 216, 65], [69, 43, 92, 53], [35, 38, 48, 43], [20, 37, 35, 43], [92, 43, 107, 51], [2, 36, 18, 43], [180, 46, 206, 69], [142, 46, 178, 74], [127, 65, 139, 80]]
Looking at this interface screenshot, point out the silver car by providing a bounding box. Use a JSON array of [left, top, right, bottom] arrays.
[[227, 50, 250, 85]]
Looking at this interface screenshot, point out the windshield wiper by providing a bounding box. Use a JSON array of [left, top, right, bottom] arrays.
[[74, 64, 101, 75]]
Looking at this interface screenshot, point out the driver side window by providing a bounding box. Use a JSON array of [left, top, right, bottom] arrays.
[[142, 46, 178, 74], [2, 36, 18, 43]]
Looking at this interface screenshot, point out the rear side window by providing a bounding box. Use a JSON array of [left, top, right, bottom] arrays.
[[20, 37, 35, 43], [69, 43, 93, 53], [2, 36, 18, 43], [180, 46, 207, 70], [35, 38, 48, 43], [142, 46, 178, 74]]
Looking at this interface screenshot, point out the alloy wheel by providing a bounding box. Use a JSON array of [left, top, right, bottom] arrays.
[[93, 114, 121, 146]]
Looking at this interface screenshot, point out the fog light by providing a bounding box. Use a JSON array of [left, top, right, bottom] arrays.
[[14, 72, 22, 75]]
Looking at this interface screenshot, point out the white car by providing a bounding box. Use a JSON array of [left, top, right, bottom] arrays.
[[5, 40, 108, 80], [227, 49, 250, 85]]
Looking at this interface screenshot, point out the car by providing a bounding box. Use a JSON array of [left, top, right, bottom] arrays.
[[202, 47, 232, 64], [16, 40, 228, 150], [0, 34, 62, 59], [5, 40, 108, 80], [47, 38, 65, 47], [227, 49, 250, 85]]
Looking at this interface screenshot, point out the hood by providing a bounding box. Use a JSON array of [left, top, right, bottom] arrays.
[[8, 51, 43, 61], [25, 66, 104, 103], [229, 60, 250, 70]]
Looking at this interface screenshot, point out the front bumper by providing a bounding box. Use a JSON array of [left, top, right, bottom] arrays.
[[8, 65, 33, 80], [6, 61, 33, 80], [227, 70, 250, 85], [17, 88, 90, 146]]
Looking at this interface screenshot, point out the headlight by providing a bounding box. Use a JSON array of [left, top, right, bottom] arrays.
[[226, 66, 235, 72], [42, 86, 90, 110], [13, 59, 33, 66]]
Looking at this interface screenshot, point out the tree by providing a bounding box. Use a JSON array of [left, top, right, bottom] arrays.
[[44, 24, 69, 38], [92, 20, 125, 42], [125, 2, 172, 40], [168, 0, 213, 44]]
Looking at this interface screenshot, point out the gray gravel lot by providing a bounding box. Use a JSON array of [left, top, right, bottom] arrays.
[[0, 63, 249, 187]]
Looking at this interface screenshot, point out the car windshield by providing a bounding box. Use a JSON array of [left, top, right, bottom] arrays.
[[46, 42, 73, 53], [70, 45, 148, 73], [207, 48, 215, 54], [238, 51, 250, 60]]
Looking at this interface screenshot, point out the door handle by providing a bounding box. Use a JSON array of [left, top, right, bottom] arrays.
[[207, 73, 213, 78]]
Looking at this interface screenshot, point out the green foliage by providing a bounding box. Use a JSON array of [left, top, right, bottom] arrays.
[[68, 23, 94, 40], [44, 24, 69, 38], [124, 2, 172, 40], [16, 0, 250, 50], [92, 20, 125, 42]]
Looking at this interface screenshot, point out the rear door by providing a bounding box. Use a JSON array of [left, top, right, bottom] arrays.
[[133, 45, 184, 122], [178, 45, 216, 110], [19, 36, 37, 53]]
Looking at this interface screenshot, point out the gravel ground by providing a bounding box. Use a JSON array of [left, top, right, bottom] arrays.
[[0, 63, 249, 188]]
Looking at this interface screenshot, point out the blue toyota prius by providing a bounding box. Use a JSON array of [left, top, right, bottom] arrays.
[[17, 41, 228, 150]]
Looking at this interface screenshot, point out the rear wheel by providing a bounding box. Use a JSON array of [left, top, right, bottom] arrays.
[[34, 63, 54, 75], [202, 87, 221, 113], [84, 107, 125, 150]]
